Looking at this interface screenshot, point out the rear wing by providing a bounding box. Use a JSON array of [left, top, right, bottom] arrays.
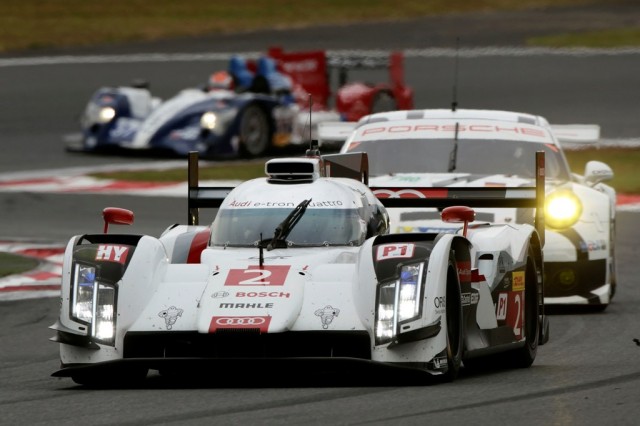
[[187, 150, 546, 245], [187, 152, 234, 226], [317, 121, 357, 145], [369, 151, 547, 246], [550, 124, 600, 145], [268, 47, 407, 109], [326, 51, 406, 89]]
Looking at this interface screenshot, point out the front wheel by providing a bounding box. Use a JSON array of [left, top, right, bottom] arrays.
[[239, 104, 270, 157], [509, 246, 540, 368], [440, 255, 463, 382]]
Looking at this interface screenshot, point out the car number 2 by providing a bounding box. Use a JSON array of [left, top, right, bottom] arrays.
[[224, 265, 291, 286]]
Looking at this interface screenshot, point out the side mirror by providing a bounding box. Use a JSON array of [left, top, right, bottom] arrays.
[[584, 161, 613, 186], [103, 207, 134, 234], [441, 206, 475, 238]]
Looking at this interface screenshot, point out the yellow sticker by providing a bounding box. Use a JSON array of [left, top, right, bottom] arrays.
[[512, 271, 525, 292]]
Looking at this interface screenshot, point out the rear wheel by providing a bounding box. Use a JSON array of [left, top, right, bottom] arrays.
[[239, 104, 270, 157]]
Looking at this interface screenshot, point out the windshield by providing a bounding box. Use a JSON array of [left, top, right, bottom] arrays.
[[347, 138, 570, 180], [210, 208, 366, 247]]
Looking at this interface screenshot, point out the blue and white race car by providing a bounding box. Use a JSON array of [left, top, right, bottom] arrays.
[[50, 150, 548, 386], [321, 108, 617, 310], [66, 48, 413, 158]]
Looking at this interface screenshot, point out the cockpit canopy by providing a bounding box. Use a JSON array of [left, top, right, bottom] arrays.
[[209, 177, 382, 248]]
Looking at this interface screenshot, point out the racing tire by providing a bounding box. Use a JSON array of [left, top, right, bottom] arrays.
[[440, 254, 463, 382], [609, 219, 617, 300], [239, 104, 270, 157], [370, 91, 397, 114], [509, 246, 540, 368]]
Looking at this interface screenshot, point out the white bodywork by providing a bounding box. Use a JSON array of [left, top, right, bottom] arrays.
[[52, 156, 543, 382]]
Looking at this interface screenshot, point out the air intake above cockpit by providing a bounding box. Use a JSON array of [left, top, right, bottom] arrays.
[[265, 158, 321, 183]]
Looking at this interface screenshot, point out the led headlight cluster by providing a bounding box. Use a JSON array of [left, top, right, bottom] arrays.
[[375, 263, 424, 345], [71, 263, 117, 345], [545, 189, 582, 229]]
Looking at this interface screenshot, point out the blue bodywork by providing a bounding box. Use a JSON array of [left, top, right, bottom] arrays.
[[79, 56, 294, 158]]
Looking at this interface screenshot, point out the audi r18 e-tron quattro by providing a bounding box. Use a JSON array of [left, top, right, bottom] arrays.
[[320, 108, 616, 310], [50, 149, 548, 386], [65, 47, 413, 159]]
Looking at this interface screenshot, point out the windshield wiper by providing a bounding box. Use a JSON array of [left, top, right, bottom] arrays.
[[448, 122, 460, 173], [266, 198, 312, 251]]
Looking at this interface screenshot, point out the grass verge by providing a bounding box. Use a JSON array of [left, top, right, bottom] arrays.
[[0, 253, 39, 278], [1, 0, 631, 53]]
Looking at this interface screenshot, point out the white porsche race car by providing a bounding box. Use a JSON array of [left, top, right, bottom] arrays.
[[321, 108, 616, 310], [50, 150, 548, 386]]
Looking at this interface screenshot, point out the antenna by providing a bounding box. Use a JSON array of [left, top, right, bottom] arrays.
[[451, 37, 460, 112], [305, 94, 321, 157], [259, 232, 264, 267], [309, 94, 312, 143]]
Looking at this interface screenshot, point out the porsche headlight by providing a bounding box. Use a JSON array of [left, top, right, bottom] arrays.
[[545, 190, 582, 229], [71, 262, 117, 345], [97, 106, 116, 123], [375, 263, 424, 345], [200, 111, 217, 130]]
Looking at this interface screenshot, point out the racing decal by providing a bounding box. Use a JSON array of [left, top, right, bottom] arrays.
[[506, 292, 524, 340], [496, 293, 508, 321], [580, 239, 607, 253], [461, 292, 479, 306], [187, 229, 211, 264], [224, 265, 291, 286], [376, 243, 415, 261], [457, 261, 472, 283], [433, 296, 446, 314], [228, 200, 344, 208], [211, 291, 230, 298], [512, 271, 525, 292], [218, 302, 274, 309], [209, 315, 271, 333], [373, 188, 449, 199], [431, 356, 448, 370], [158, 306, 184, 330], [315, 305, 340, 329], [358, 123, 548, 140], [95, 244, 130, 264], [236, 291, 291, 298]]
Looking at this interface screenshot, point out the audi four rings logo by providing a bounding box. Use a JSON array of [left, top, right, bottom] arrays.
[[209, 315, 272, 333], [215, 317, 266, 326]]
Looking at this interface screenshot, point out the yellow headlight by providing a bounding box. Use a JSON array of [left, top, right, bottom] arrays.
[[200, 111, 217, 130], [545, 190, 582, 229]]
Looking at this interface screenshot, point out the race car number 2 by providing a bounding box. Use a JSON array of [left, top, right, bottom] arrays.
[[224, 265, 291, 286]]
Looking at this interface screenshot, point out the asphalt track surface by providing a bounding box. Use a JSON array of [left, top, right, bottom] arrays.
[[1, 4, 640, 425]]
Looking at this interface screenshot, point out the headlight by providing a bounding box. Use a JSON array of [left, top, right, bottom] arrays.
[[71, 262, 117, 345], [545, 190, 582, 229], [72, 263, 96, 323], [200, 111, 217, 130], [375, 262, 424, 345], [97, 106, 116, 123]]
